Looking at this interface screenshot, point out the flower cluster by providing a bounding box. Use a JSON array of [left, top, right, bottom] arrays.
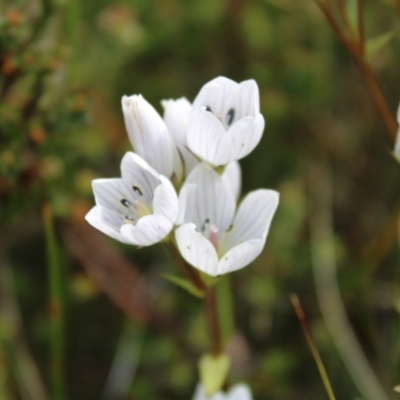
[[86, 76, 279, 277]]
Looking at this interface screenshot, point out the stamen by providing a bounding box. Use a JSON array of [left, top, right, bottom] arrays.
[[120, 198, 130, 208], [226, 108, 235, 126], [123, 215, 135, 224], [205, 106, 212, 112], [226, 224, 234, 232], [201, 218, 210, 232], [133, 186, 143, 196]]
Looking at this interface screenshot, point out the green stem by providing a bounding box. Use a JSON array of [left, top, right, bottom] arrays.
[[42, 203, 66, 400]]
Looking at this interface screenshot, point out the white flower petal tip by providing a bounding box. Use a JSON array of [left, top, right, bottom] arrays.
[[397, 102, 400, 124], [193, 383, 253, 400], [188, 76, 264, 166], [175, 163, 279, 276], [86, 153, 179, 247], [121, 94, 183, 181], [161, 97, 199, 176], [394, 102, 400, 161]]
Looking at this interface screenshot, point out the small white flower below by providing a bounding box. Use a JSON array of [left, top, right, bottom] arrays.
[[86, 152, 179, 246], [175, 163, 279, 276], [193, 383, 252, 400]]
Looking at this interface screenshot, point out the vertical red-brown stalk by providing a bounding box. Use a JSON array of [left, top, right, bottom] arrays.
[[316, 1, 397, 142], [205, 286, 223, 355]]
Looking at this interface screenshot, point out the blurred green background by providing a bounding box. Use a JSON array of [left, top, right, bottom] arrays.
[[2, 0, 400, 399]]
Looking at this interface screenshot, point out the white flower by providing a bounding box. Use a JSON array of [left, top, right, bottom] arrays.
[[85, 152, 179, 246], [122, 94, 184, 183], [187, 76, 265, 167], [193, 384, 252, 400], [175, 163, 279, 276], [161, 97, 199, 176], [394, 103, 400, 160]]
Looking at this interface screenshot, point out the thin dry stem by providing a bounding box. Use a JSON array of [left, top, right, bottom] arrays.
[[315, 1, 397, 141]]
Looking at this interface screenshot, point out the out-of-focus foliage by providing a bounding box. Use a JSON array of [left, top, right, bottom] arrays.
[[2, 0, 400, 399]]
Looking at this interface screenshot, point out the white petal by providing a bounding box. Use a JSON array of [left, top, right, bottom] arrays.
[[162, 97, 199, 176], [397, 102, 400, 124], [187, 109, 230, 166], [394, 129, 400, 160], [192, 77, 239, 123], [121, 214, 173, 246], [92, 178, 145, 217], [121, 95, 182, 180], [193, 385, 226, 400], [192, 384, 252, 400], [152, 175, 179, 223], [236, 80, 259, 117], [161, 97, 191, 147], [192, 77, 260, 129], [395, 103, 400, 159], [120, 152, 161, 205], [176, 183, 195, 226], [227, 384, 253, 400], [222, 161, 241, 201], [85, 206, 130, 244], [175, 224, 219, 276], [223, 189, 279, 251], [217, 239, 264, 275], [227, 114, 264, 162], [182, 163, 236, 235]]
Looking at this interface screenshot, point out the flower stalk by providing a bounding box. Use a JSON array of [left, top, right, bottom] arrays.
[[316, 0, 397, 141], [205, 286, 223, 356]]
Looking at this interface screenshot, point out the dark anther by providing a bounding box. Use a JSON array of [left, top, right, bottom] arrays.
[[226, 224, 234, 232], [226, 108, 235, 126], [205, 106, 212, 112], [133, 186, 143, 196], [201, 218, 210, 232], [120, 198, 130, 207], [124, 215, 135, 222]]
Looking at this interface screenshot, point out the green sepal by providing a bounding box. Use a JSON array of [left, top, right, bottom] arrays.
[[199, 353, 231, 396], [199, 271, 220, 287], [159, 273, 204, 298]]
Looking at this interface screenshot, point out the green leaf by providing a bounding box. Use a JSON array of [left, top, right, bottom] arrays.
[[199, 353, 231, 396], [366, 32, 394, 59], [159, 273, 204, 298]]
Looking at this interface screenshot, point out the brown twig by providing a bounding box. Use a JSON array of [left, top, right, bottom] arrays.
[[315, 1, 397, 142], [356, 0, 365, 54], [335, 0, 353, 35], [290, 293, 336, 400], [205, 286, 223, 355]]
